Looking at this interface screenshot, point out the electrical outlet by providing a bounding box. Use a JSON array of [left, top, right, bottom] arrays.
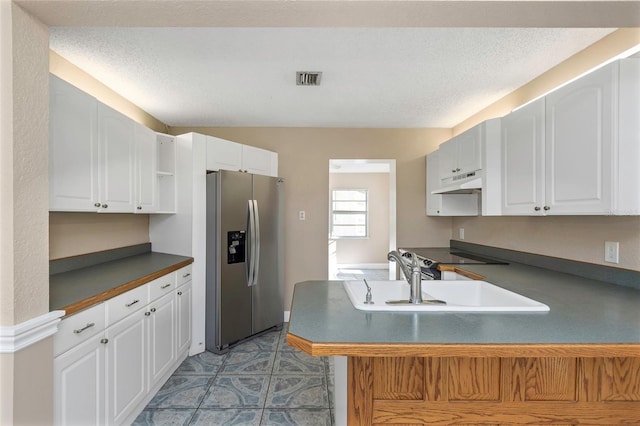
[[459, 228, 465, 240], [299, 210, 306, 221], [604, 241, 619, 264]]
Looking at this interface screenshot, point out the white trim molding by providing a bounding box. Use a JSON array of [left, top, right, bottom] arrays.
[[0, 310, 65, 353]]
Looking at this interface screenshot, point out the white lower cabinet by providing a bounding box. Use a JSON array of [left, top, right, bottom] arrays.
[[54, 336, 106, 426], [176, 280, 192, 356], [54, 266, 192, 425], [106, 310, 147, 425], [146, 292, 176, 388]]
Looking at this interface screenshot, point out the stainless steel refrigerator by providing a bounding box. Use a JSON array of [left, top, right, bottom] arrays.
[[205, 170, 284, 353]]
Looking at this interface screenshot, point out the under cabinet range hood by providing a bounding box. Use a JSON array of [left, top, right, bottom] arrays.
[[432, 171, 482, 194]]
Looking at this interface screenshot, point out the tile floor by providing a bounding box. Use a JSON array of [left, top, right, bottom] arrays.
[[133, 326, 334, 425]]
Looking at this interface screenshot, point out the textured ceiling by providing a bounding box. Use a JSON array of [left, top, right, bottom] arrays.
[[49, 27, 617, 128]]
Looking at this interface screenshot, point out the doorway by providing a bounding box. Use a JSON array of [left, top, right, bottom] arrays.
[[328, 159, 396, 281]]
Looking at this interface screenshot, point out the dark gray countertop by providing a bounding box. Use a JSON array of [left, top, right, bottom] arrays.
[[288, 261, 640, 347], [50, 251, 193, 314]]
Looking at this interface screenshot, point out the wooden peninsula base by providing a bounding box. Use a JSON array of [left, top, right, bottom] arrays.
[[287, 333, 640, 425], [348, 355, 640, 425]]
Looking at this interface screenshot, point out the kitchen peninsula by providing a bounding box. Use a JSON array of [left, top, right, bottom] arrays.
[[287, 249, 640, 425]]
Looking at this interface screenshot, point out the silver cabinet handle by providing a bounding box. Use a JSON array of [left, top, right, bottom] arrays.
[[182, 273, 191, 278], [161, 283, 171, 289], [94, 202, 101, 207], [534, 206, 541, 211], [543, 206, 550, 211], [145, 311, 151, 316], [73, 323, 95, 334], [100, 338, 108, 344], [451, 169, 456, 173], [177, 291, 183, 296], [101, 204, 108, 208], [137, 206, 142, 210], [150, 308, 156, 313], [125, 299, 140, 307]]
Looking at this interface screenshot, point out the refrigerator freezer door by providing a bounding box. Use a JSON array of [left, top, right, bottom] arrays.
[[206, 171, 253, 350], [251, 175, 284, 333]]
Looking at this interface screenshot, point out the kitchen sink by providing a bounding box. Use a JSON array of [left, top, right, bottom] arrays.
[[343, 280, 550, 312]]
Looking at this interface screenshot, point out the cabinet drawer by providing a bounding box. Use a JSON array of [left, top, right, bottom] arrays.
[[55, 303, 106, 357], [105, 285, 149, 326], [149, 272, 176, 301], [177, 265, 192, 287]]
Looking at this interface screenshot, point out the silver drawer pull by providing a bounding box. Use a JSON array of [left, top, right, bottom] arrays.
[[177, 291, 183, 296], [125, 299, 140, 307], [161, 283, 171, 289], [73, 323, 95, 334], [182, 273, 191, 278]]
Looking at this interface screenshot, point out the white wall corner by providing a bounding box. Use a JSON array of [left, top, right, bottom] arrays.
[[0, 310, 65, 353], [284, 311, 290, 323]]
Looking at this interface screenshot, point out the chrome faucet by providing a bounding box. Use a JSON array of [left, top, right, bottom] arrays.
[[387, 250, 423, 304]]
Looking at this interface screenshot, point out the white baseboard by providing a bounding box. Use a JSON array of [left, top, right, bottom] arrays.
[[0, 310, 65, 353]]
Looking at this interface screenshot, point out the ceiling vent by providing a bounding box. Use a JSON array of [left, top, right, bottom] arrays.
[[296, 71, 322, 86]]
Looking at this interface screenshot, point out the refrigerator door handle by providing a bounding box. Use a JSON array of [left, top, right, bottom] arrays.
[[246, 200, 256, 286], [253, 199, 261, 286]]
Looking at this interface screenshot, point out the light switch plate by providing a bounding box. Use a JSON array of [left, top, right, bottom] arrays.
[[604, 241, 619, 264]]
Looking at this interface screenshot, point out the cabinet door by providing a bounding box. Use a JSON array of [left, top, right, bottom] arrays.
[[176, 281, 192, 356], [456, 125, 482, 174], [147, 292, 176, 388], [54, 336, 106, 426], [502, 98, 545, 215], [49, 75, 99, 212], [242, 145, 275, 176], [105, 310, 147, 425], [98, 104, 135, 212], [426, 153, 441, 216], [437, 138, 458, 181], [206, 136, 242, 171], [545, 63, 614, 214], [134, 124, 157, 213]]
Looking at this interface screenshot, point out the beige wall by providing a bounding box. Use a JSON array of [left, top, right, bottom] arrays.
[[1, 3, 53, 425], [172, 126, 453, 308], [50, 213, 150, 260], [330, 172, 390, 265], [452, 216, 640, 271]]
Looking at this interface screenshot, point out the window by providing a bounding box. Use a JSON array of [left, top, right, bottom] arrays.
[[331, 189, 368, 238]]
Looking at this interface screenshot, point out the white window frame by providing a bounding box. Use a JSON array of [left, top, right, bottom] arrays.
[[330, 189, 369, 239]]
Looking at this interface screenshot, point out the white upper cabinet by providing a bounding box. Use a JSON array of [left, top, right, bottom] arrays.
[[49, 75, 176, 214], [206, 136, 243, 171], [97, 104, 136, 212], [50, 75, 99, 211], [544, 62, 614, 215], [242, 145, 277, 176], [206, 135, 278, 177], [501, 98, 546, 215], [134, 123, 158, 213], [438, 125, 482, 183], [501, 58, 639, 216]]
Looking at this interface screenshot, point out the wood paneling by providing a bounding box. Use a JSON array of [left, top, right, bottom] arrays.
[[601, 357, 640, 401], [523, 357, 577, 401], [448, 357, 501, 401], [349, 355, 640, 425], [373, 357, 424, 400]]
